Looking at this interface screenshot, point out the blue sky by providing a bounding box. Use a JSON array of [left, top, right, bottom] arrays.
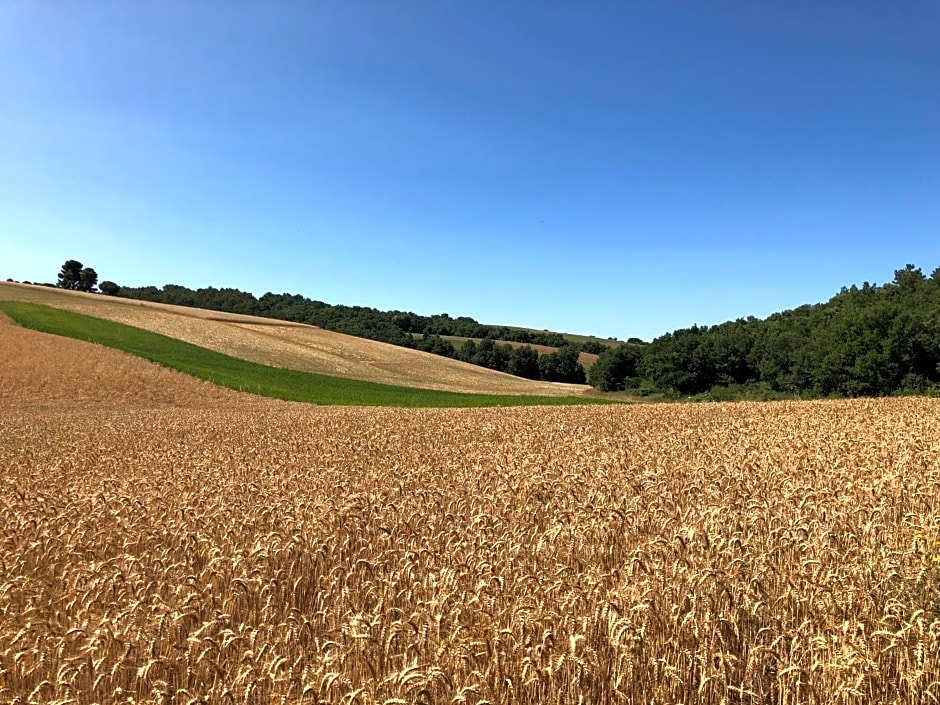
[[2, 1, 937, 341]]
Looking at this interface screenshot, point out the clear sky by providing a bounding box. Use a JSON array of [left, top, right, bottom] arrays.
[[2, 2, 937, 341]]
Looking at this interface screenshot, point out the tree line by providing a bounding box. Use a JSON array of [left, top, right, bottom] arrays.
[[113, 283, 612, 345], [416, 336, 587, 383], [588, 265, 940, 398]]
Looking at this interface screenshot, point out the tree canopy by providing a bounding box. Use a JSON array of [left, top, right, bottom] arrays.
[[57, 260, 99, 293], [595, 264, 940, 398]]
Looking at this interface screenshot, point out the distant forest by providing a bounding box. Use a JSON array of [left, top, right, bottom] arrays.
[[589, 264, 940, 398], [98, 263, 940, 398]]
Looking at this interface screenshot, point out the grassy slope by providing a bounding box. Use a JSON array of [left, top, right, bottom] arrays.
[[1, 302, 611, 408]]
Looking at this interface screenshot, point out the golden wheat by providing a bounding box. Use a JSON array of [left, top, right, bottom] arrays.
[[1, 320, 939, 703], [0, 313, 271, 412]]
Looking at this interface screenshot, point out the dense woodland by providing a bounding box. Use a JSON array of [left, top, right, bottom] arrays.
[[47, 263, 940, 398], [589, 264, 940, 398]]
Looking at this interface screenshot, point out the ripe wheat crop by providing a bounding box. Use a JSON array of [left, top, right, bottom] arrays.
[[2, 345, 939, 702]]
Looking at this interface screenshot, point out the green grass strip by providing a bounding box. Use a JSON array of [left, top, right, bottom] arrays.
[[0, 302, 612, 408]]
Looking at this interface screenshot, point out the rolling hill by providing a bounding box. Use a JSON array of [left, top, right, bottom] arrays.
[[0, 282, 592, 397]]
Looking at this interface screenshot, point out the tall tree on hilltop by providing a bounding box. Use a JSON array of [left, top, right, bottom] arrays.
[[57, 260, 84, 290], [79, 267, 98, 293], [56, 260, 100, 292]]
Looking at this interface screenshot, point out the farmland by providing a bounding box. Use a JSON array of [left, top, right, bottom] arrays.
[[0, 303, 604, 408], [0, 282, 589, 397], [2, 312, 939, 703]]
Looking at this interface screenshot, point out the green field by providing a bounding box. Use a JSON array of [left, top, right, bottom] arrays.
[[1, 302, 612, 408]]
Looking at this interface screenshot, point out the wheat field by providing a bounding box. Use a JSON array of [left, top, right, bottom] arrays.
[[2, 317, 940, 703], [0, 312, 269, 412], [0, 283, 588, 396]]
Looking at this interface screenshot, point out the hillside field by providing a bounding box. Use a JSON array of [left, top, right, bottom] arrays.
[[0, 282, 590, 397], [2, 306, 611, 408], [1, 312, 939, 703]]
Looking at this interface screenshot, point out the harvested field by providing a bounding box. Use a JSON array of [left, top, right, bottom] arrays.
[[2, 336, 939, 703], [0, 283, 589, 396]]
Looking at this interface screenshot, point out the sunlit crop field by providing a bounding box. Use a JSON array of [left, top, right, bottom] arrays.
[[3, 390, 939, 704], [0, 282, 589, 396]]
